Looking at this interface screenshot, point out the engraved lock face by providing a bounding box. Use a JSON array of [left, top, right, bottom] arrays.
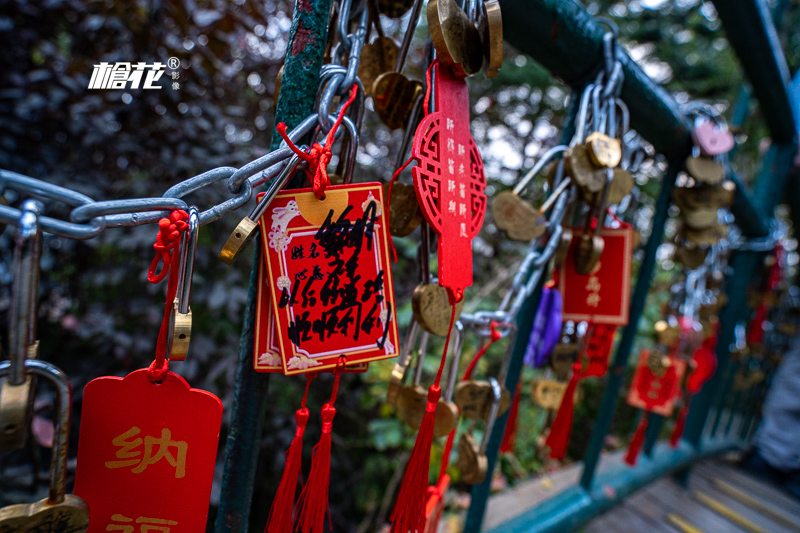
[[478, 0, 503, 78], [377, 0, 416, 18], [646, 351, 671, 377], [453, 380, 510, 420], [567, 144, 605, 193], [531, 379, 567, 410], [457, 432, 488, 485], [685, 156, 724, 185], [412, 283, 466, 336], [433, 400, 459, 439], [427, 0, 484, 78], [606, 168, 634, 205], [359, 37, 399, 97], [372, 72, 423, 130], [491, 191, 545, 242], [396, 384, 428, 430], [219, 217, 257, 265], [384, 182, 423, 237], [585, 132, 622, 169], [574, 234, 604, 275], [550, 341, 578, 380]]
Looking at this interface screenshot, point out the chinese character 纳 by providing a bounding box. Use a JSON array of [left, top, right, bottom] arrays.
[[105, 426, 188, 478]]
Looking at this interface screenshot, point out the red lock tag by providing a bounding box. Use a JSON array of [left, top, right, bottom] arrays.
[[582, 324, 617, 378], [412, 63, 487, 301], [74, 369, 223, 532], [258, 183, 399, 374], [253, 256, 368, 374], [626, 350, 686, 416], [558, 226, 633, 326]]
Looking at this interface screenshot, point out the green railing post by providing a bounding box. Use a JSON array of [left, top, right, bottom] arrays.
[[214, 1, 333, 530], [578, 160, 679, 489], [643, 414, 664, 457]]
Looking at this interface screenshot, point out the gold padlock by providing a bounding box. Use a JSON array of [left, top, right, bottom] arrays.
[[0, 342, 38, 453], [0, 359, 89, 532], [168, 207, 199, 361], [412, 282, 466, 336], [585, 131, 622, 168], [685, 155, 724, 185], [458, 377, 502, 485], [220, 153, 303, 264], [531, 379, 567, 410]]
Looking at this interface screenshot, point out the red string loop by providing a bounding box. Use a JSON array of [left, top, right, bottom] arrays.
[[276, 85, 358, 200]]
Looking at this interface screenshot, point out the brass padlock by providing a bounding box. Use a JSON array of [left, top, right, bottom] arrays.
[[220, 153, 304, 264], [478, 0, 503, 78], [646, 350, 671, 377], [566, 143, 605, 194], [358, 36, 399, 97], [585, 131, 622, 168], [683, 223, 727, 246], [681, 206, 719, 230], [574, 174, 610, 275], [550, 338, 578, 380], [1, 200, 43, 453], [412, 281, 466, 336], [493, 172, 572, 243], [531, 379, 567, 410], [428, 0, 484, 78], [0, 359, 89, 532], [673, 245, 708, 270], [168, 207, 199, 362], [385, 182, 423, 237], [458, 377, 502, 484], [606, 168, 633, 205], [685, 155, 724, 185], [395, 330, 431, 429]]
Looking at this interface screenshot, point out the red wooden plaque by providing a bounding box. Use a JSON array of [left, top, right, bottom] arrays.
[[626, 350, 687, 417], [258, 183, 399, 375], [558, 226, 633, 326], [254, 255, 367, 374], [412, 64, 487, 301], [74, 369, 223, 532]]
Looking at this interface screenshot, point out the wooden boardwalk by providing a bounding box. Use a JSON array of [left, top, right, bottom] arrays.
[[585, 457, 800, 533]]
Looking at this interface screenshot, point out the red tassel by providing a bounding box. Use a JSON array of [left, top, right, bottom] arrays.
[[295, 403, 335, 533], [265, 407, 309, 533], [670, 403, 689, 448], [625, 413, 649, 466], [390, 385, 441, 533], [500, 382, 522, 454], [545, 363, 581, 460]]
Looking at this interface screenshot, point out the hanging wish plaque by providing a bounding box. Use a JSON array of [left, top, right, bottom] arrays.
[[258, 184, 399, 375]]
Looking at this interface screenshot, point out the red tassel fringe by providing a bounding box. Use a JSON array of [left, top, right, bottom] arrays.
[[265, 408, 309, 533], [500, 382, 522, 454], [545, 363, 581, 460], [625, 413, 649, 466], [295, 404, 336, 533], [390, 385, 441, 533], [670, 403, 689, 448]]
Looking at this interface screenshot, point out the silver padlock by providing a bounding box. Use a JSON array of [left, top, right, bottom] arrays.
[[1, 199, 43, 453], [0, 359, 89, 531]]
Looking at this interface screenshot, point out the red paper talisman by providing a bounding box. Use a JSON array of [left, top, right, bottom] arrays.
[[74, 369, 223, 532], [411, 64, 487, 301], [558, 226, 633, 326], [258, 183, 399, 374]]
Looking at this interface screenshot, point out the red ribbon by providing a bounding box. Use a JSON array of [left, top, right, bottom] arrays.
[[147, 210, 189, 382]]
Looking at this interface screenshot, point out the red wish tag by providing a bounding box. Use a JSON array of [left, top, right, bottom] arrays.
[[253, 256, 368, 374], [626, 350, 686, 416], [412, 64, 487, 301], [74, 369, 223, 532], [558, 226, 633, 326], [258, 183, 399, 375], [582, 324, 617, 378]]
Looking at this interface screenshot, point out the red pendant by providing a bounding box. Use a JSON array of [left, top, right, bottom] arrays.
[[412, 64, 487, 301], [558, 226, 633, 325], [74, 369, 223, 532], [582, 324, 617, 378], [258, 183, 399, 374], [627, 350, 686, 416]]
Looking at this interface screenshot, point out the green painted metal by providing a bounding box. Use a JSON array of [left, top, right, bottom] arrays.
[[711, 0, 796, 142], [643, 414, 664, 457], [486, 438, 744, 533], [709, 361, 738, 437], [214, 1, 333, 530], [578, 161, 679, 489], [498, 0, 692, 158]]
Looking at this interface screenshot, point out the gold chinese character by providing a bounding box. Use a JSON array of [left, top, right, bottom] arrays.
[[586, 276, 601, 292], [107, 514, 134, 533], [586, 293, 601, 307], [107, 514, 178, 533], [106, 427, 188, 478]]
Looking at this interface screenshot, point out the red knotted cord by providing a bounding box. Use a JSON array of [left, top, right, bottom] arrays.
[[276, 84, 358, 200], [147, 210, 189, 383]]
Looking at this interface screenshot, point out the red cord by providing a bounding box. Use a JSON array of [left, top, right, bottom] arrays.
[[276, 84, 358, 200], [147, 210, 189, 382]]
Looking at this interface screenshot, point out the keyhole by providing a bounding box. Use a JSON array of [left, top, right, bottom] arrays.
[[3, 423, 17, 435], [179, 334, 186, 340], [235, 232, 242, 239]]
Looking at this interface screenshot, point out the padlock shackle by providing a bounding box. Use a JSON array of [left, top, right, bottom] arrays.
[[0, 359, 71, 504], [395, 0, 425, 73], [175, 207, 200, 315], [512, 144, 567, 197], [8, 199, 43, 386], [250, 151, 305, 224], [443, 321, 464, 401], [479, 377, 503, 454]]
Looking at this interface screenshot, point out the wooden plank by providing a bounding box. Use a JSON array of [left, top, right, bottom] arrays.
[[692, 490, 770, 533], [665, 513, 705, 533], [710, 478, 800, 532]]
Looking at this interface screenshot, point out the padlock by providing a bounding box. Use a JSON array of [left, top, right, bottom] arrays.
[[585, 131, 622, 168], [646, 350, 672, 377], [574, 172, 611, 275], [531, 379, 567, 410], [1, 200, 43, 453], [550, 337, 579, 380], [566, 143, 605, 194], [692, 120, 735, 157], [395, 329, 430, 429], [681, 206, 719, 230], [606, 168, 634, 205], [673, 245, 708, 270], [458, 377, 502, 484], [167, 207, 199, 362], [385, 95, 425, 236], [387, 320, 420, 406], [0, 359, 89, 532], [412, 280, 466, 336], [685, 155, 724, 185], [428, 0, 484, 78], [453, 330, 512, 420], [683, 223, 727, 246], [358, 36, 399, 97], [478, 0, 503, 78], [219, 153, 303, 264]]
